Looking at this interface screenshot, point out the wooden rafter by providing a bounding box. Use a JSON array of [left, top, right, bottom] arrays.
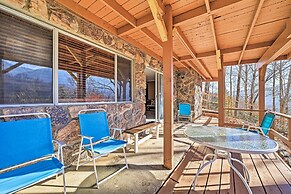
[[141, 27, 163, 48], [179, 41, 273, 61], [238, 0, 265, 65], [257, 18, 291, 69], [147, 0, 168, 42], [100, 0, 137, 27], [174, 27, 212, 79], [121, 35, 163, 61], [117, 14, 154, 35], [187, 61, 207, 80], [55, 0, 117, 35], [177, 61, 190, 70]]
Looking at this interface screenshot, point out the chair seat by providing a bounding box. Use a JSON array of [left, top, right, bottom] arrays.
[[85, 139, 126, 155], [0, 157, 63, 194]]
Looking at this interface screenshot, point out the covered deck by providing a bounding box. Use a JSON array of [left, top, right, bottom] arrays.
[[0, 0, 291, 193]]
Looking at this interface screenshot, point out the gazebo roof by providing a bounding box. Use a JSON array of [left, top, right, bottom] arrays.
[[57, 0, 291, 80]]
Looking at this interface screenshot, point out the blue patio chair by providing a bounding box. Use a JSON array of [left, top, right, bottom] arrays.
[[76, 109, 128, 188], [178, 103, 193, 122], [246, 111, 275, 136], [0, 113, 66, 194]]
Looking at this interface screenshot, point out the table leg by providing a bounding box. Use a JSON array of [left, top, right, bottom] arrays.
[[227, 153, 253, 194], [229, 157, 250, 183], [134, 133, 138, 153], [193, 153, 217, 191]]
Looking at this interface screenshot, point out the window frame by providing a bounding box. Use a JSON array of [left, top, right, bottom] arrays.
[[0, 5, 134, 108]]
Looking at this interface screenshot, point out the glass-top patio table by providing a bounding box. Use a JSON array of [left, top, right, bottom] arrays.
[[184, 126, 278, 194]]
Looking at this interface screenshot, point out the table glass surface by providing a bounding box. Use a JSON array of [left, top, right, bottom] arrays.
[[184, 126, 278, 154]]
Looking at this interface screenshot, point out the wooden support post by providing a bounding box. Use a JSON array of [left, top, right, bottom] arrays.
[[163, 5, 173, 170], [259, 66, 266, 123], [218, 61, 225, 126]]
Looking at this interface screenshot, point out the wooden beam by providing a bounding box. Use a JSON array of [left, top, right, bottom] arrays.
[[100, 0, 137, 27], [288, 53, 291, 59], [147, 0, 168, 42], [259, 66, 266, 123], [173, 0, 244, 26], [55, 0, 117, 35], [238, 0, 265, 65], [174, 27, 212, 79], [141, 27, 163, 48], [121, 35, 163, 61], [257, 18, 291, 69], [180, 41, 273, 61], [218, 63, 225, 126], [163, 4, 173, 170]]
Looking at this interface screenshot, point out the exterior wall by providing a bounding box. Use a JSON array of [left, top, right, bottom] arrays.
[[0, 0, 202, 164], [175, 69, 202, 120], [0, 0, 162, 164]]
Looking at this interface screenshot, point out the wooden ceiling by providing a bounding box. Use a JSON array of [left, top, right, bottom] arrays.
[[56, 0, 291, 81]]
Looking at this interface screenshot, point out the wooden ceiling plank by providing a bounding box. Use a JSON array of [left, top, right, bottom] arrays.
[[174, 26, 212, 79], [238, 0, 265, 65], [257, 18, 291, 69], [147, 0, 168, 42], [56, 0, 117, 35], [100, 0, 137, 27]]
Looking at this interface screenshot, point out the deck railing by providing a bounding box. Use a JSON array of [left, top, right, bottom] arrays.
[[202, 108, 291, 149]]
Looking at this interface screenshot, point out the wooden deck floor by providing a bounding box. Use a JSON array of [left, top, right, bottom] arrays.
[[157, 144, 291, 194]]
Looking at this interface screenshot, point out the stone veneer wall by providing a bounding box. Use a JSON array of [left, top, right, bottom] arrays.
[[175, 69, 203, 120], [0, 0, 162, 164], [0, 0, 202, 164]]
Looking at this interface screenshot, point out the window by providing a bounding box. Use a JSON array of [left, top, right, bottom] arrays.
[[0, 10, 53, 105], [117, 56, 132, 101], [58, 33, 116, 103]]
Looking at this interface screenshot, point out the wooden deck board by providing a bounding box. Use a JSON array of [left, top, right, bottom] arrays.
[[158, 145, 291, 194]]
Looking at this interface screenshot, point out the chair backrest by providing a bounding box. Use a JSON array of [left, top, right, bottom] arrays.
[[78, 109, 110, 145], [0, 113, 54, 170], [260, 112, 275, 135], [179, 103, 191, 116]]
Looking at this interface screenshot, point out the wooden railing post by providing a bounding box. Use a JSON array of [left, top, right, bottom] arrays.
[[288, 118, 291, 146], [218, 64, 225, 126], [259, 66, 266, 123]]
